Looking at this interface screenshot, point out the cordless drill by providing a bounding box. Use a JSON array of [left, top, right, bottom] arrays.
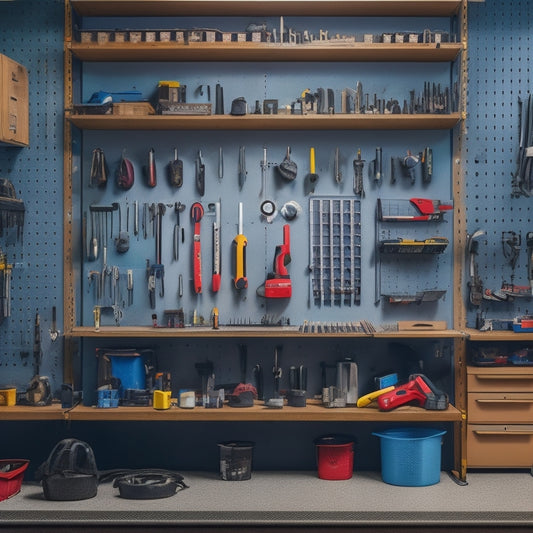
[[377, 374, 449, 411]]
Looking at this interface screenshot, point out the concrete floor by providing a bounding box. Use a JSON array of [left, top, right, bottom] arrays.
[[1, 470, 532, 530]]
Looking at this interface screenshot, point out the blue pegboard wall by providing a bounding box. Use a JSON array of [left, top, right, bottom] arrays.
[[465, 0, 533, 327], [73, 14, 457, 331], [0, 0, 64, 391], [0, 2, 466, 398]]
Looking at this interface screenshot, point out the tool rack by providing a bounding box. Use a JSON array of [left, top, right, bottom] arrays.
[[21, 0, 465, 480]]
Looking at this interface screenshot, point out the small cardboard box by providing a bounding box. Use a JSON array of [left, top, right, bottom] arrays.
[[112, 102, 155, 116], [0, 54, 29, 146]]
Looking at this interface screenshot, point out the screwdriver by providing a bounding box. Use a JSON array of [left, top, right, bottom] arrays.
[[233, 202, 248, 289]]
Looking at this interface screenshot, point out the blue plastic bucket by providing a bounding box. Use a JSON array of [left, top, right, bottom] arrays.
[[372, 427, 446, 486], [110, 355, 145, 392]]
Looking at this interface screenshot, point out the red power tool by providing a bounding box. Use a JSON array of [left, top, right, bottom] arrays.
[[257, 224, 292, 298], [377, 374, 449, 411]]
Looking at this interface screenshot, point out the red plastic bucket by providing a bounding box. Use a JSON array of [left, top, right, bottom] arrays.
[[0, 459, 29, 501], [315, 435, 354, 480]]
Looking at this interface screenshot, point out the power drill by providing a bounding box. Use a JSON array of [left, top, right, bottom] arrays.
[[377, 374, 449, 411]]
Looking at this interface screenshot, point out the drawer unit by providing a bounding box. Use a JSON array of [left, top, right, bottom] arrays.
[[467, 425, 533, 468], [467, 366, 533, 468], [467, 367, 533, 393], [0, 53, 29, 147], [468, 393, 533, 424]]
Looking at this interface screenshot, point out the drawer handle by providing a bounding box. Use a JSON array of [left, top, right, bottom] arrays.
[[474, 430, 533, 436], [475, 375, 533, 380], [475, 399, 533, 404]]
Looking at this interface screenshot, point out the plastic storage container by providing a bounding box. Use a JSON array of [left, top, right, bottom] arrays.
[[0, 459, 29, 501], [373, 427, 446, 486], [218, 441, 254, 481], [97, 389, 119, 408], [110, 355, 145, 391], [314, 434, 354, 480]]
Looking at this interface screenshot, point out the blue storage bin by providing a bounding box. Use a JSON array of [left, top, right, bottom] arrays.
[[97, 389, 119, 408], [372, 427, 446, 486], [110, 355, 145, 394]]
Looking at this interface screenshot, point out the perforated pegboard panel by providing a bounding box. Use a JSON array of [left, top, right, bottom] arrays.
[[0, 2, 463, 400], [0, 0, 64, 391], [465, 0, 533, 327]]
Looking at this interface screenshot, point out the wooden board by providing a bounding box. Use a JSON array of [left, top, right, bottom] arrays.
[[398, 320, 447, 331]]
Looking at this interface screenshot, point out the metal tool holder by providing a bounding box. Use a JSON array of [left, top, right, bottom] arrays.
[[375, 198, 451, 305], [309, 197, 361, 307]]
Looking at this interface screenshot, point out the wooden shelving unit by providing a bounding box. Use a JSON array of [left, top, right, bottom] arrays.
[[60, 0, 468, 481]]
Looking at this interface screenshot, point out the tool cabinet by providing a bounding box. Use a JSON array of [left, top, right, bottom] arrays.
[[467, 365, 533, 468], [0, 54, 28, 147]]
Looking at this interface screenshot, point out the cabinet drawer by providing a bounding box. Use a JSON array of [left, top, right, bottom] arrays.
[[467, 368, 533, 392], [468, 393, 533, 423], [467, 424, 533, 468]]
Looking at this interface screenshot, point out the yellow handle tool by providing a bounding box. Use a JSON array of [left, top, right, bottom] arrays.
[[310, 147, 316, 174], [356, 386, 395, 408], [233, 202, 248, 289]]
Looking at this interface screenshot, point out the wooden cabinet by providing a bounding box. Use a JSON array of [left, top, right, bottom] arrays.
[[467, 366, 533, 468], [0, 54, 28, 147]]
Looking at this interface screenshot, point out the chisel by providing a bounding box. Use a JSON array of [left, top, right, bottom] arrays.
[[146, 148, 157, 188], [238, 146, 247, 190], [195, 150, 205, 196], [334, 147, 342, 183], [233, 202, 248, 290], [218, 147, 224, 180], [191, 202, 204, 294], [306, 147, 319, 193], [173, 202, 184, 261]]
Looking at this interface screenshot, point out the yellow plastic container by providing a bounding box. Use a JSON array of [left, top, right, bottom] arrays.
[[0, 388, 16, 406], [153, 390, 171, 410]]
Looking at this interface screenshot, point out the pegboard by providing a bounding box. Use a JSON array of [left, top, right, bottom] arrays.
[[73, 49, 457, 331], [0, 1, 464, 400], [465, 0, 533, 327], [0, 0, 64, 391]]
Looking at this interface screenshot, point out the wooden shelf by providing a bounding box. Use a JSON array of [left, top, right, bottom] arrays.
[[67, 113, 461, 131], [465, 328, 533, 342], [69, 42, 462, 63], [70, 0, 462, 18], [373, 329, 464, 339], [0, 402, 461, 422], [70, 325, 463, 338], [0, 405, 67, 421], [65, 402, 462, 422]]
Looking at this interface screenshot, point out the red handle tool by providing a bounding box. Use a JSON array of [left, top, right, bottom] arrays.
[[191, 202, 204, 294]]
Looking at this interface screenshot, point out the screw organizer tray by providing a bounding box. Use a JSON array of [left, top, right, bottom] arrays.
[[309, 197, 361, 307]]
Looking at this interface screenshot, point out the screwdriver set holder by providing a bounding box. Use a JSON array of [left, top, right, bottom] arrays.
[[309, 197, 361, 307]]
